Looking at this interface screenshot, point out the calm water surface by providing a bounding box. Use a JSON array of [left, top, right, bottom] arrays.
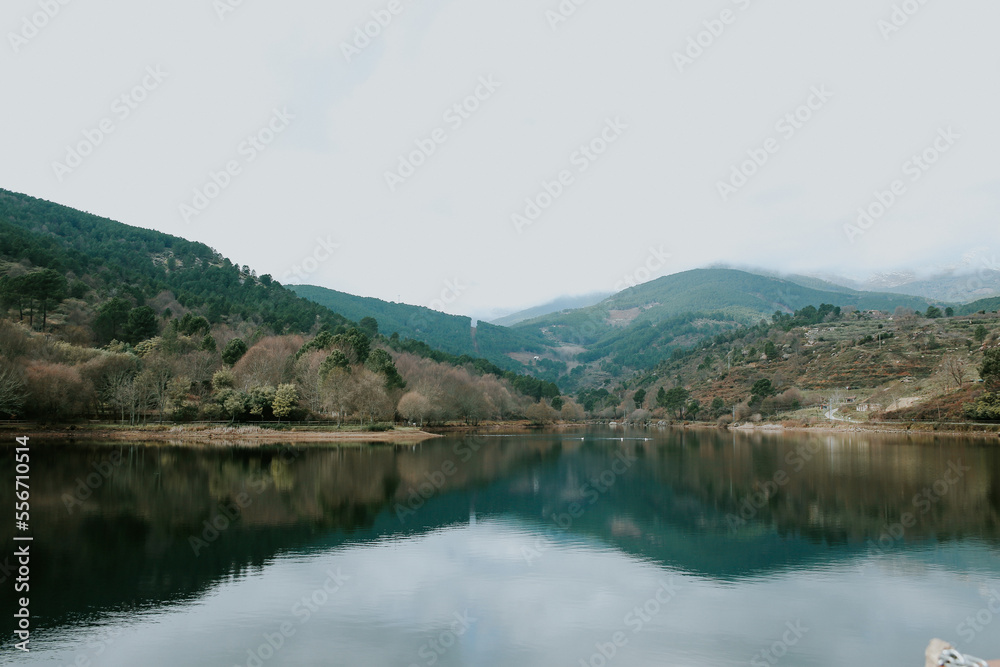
[[2, 428, 1000, 666]]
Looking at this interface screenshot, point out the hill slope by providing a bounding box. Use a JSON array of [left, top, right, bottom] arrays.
[[604, 268, 932, 319], [505, 269, 939, 390], [0, 189, 348, 334], [0, 188, 562, 423], [489, 292, 612, 327], [290, 284, 549, 369], [877, 272, 1000, 303], [960, 296, 1000, 315], [518, 269, 933, 342]]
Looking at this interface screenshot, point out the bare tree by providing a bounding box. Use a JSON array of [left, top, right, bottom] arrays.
[[398, 391, 432, 426], [350, 369, 392, 424], [943, 355, 969, 390], [232, 336, 301, 390], [24, 361, 92, 421], [0, 357, 26, 417], [321, 367, 355, 427], [294, 350, 326, 415], [144, 356, 174, 422]]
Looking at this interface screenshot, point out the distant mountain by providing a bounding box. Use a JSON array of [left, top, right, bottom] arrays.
[[768, 273, 859, 295], [710, 265, 861, 296], [874, 272, 1000, 304], [519, 269, 933, 335], [290, 284, 548, 369], [489, 292, 612, 327], [505, 269, 937, 381], [735, 263, 1000, 305], [780, 268, 1000, 304]]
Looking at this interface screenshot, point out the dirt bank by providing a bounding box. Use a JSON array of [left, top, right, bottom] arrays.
[[3, 424, 443, 445]]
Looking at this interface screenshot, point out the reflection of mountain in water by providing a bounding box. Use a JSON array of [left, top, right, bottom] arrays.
[[2, 430, 999, 637]]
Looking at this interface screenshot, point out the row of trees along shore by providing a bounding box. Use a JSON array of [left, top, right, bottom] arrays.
[[0, 311, 573, 425]]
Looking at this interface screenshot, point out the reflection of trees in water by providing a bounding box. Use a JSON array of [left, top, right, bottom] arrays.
[[0, 439, 558, 633], [2, 434, 998, 636], [635, 431, 1000, 545]]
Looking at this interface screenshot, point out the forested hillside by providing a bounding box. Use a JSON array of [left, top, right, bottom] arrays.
[[506, 268, 940, 392], [0, 189, 347, 334], [519, 268, 934, 337], [0, 189, 561, 424], [961, 296, 1000, 315], [290, 284, 548, 369], [3, 188, 997, 428]]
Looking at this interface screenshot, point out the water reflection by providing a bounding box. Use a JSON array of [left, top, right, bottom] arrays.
[[2, 429, 999, 665]]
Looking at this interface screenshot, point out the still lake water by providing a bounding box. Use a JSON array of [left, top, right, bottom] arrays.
[[2, 427, 1000, 666]]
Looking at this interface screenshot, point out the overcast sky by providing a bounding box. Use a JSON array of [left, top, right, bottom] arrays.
[[3, 0, 999, 319]]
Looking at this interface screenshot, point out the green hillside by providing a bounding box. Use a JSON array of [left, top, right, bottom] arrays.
[[720, 266, 860, 295], [605, 269, 932, 319], [0, 189, 348, 333], [961, 296, 1000, 315], [0, 189, 562, 424], [519, 269, 934, 341], [291, 284, 548, 369], [508, 269, 940, 391]]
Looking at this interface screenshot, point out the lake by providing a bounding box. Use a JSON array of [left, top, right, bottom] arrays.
[[2, 428, 1000, 666]]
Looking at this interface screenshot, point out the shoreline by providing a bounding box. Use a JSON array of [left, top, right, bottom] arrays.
[[4, 419, 999, 444], [720, 421, 1000, 440], [2, 424, 443, 445]]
